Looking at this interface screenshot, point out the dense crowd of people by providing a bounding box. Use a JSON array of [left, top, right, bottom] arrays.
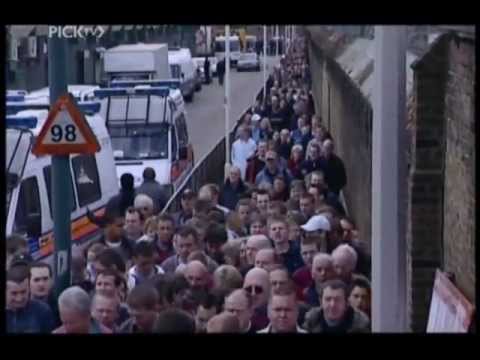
[[6, 35, 372, 334]]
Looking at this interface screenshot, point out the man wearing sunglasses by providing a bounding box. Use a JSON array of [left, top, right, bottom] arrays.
[[243, 267, 270, 331]]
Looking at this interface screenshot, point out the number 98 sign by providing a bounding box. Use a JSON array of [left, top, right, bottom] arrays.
[[31, 94, 100, 156], [50, 124, 78, 143]]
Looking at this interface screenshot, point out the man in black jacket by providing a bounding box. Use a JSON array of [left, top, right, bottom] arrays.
[[97, 214, 133, 265], [204, 56, 211, 84], [217, 57, 225, 86], [136, 167, 168, 214], [320, 139, 347, 196], [219, 166, 248, 211], [303, 279, 370, 333]]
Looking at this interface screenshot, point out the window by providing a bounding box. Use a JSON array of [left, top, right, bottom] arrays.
[[13, 177, 41, 233], [72, 154, 101, 207], [176, 114, 188, 148], [43, 165, 77, 215], [110, 124, 169, 160], [171, 125, 178, 160], [170, 64, 181, 79]]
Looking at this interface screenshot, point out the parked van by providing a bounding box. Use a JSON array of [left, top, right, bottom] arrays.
[[214, 35, 241, 66], [6, 103, 119, 266], [94, 81, 194, 197], [168, 48, 197, 102]]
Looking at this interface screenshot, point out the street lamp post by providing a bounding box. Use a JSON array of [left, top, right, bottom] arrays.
[[263, 25, 267, 104], [371, 25, 408, 333], [225, 25, 231, 178]]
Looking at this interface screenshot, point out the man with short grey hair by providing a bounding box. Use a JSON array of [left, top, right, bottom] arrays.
[[306, 253, 336, 307], [134, 194, 155, 220], [331, 244, 358, 286], [53, 286, 111, 334], [219, 165, 248, 211]]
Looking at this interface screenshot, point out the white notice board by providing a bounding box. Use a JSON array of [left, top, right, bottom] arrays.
[[427, 269, 475, 333]]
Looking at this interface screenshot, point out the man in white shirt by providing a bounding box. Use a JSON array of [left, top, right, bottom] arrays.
[[232, 126, 257, 180]]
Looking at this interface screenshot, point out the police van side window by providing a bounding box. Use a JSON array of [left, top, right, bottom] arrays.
[[171, 125, 178, 160], [176, 114, 188, 147], [43, 165, 76, 215], [13, 177, 41, 233], [72, 154, 101, 207]]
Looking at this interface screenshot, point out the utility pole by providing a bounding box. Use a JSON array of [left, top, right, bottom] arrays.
[[263, 25, 267, 104], [224, 25, 231, 179], [48, 30, 73, 298], [371, 25, 408, 332]]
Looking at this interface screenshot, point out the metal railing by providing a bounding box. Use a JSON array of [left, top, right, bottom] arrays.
[[162, 87, 264, 214]]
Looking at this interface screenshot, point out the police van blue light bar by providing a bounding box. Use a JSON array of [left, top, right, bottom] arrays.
[[79, 102, 101, 115], [110, 79, 181, 89], [95, 87, 170, 98], [6, 95, 25, 102], [6, 116, 38, 129], [6, 102, 101, 116]]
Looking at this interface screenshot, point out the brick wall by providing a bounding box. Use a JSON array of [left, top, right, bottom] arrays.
[[407, 36, 447, 332], [442, 35, 475, 303], [308, 37, 372, 250], [408, 32, 475, 331]]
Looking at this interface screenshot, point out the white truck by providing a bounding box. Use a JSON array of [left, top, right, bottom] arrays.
[[104, 43, 170, 84]]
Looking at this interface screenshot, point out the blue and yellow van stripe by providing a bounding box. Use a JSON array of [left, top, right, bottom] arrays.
[[29, 207, 106, 261]]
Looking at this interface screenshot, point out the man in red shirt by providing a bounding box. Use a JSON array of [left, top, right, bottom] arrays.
[[292, 237, 320, 302]]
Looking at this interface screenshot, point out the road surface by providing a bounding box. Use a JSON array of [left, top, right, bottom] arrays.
[[185, 56, 279, 163]]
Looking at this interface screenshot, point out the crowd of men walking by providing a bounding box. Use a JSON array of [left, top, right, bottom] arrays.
[[6, 34, 372, 334]]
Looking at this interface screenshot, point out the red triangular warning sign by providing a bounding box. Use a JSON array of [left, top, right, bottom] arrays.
[[32, 94, 101, 156]]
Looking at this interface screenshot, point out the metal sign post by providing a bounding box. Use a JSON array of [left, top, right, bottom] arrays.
[[48, 32, 72, 298]]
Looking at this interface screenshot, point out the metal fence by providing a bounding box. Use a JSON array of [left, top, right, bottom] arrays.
[[162, 87, 264, 214]]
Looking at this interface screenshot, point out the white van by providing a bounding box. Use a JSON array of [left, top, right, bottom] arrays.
[[214, 35, 241, 66], [6, 103, 119, 266], [168, 48, 198, 102], [94, 82, 194, 196]]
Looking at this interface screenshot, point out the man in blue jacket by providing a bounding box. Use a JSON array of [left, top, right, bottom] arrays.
[[6, 264, 55, 333]]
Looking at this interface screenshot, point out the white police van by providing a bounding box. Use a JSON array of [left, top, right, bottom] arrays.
[[6, 101, 119, 266], [94, 80, 194, 198]]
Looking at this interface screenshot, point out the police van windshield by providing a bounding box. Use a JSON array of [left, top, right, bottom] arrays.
[[215, 40, 240, 52], [109, 124, 169, 160]]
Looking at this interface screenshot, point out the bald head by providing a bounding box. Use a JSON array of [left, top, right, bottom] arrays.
[[206, 312, 240, 333], [254, 248, 277, 272], [243, 268, 270, 308], [185, 260, 209, 289], [246, 235, 273, 266], [331, 244, 357, 282], [224, 289, 253, 332]]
